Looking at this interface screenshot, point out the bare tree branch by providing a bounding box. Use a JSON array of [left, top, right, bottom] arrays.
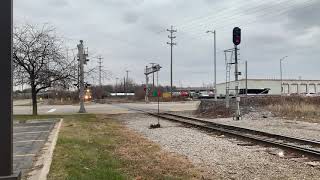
[[13, 23, 75, 115]]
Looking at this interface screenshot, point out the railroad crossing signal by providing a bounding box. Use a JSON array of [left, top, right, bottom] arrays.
[[144, 64, 161, 75], [233, 27, 241, 46]]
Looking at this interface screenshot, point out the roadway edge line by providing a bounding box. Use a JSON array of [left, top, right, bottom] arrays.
[[27, 118, 63, 180]]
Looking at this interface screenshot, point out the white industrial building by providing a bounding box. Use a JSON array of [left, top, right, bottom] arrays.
[[216, 79, 320, 95]]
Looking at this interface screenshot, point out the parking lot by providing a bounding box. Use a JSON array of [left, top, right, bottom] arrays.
[[13, 119, 58, 176]]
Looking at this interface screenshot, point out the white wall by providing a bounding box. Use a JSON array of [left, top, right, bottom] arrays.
[[216, 79, 320, 95]]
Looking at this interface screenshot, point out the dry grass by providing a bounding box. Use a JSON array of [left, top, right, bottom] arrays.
[[48, 114, 202, 180], [99, 115, 202, 180], [197, 96, 320, 122], [267, 102, 320, 122]]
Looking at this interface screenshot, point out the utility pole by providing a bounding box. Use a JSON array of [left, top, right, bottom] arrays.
[[167, 25, 177, 98], [145, 66, 149, 103], [206, 30, 217, 100], [214, 30, 217, 100], [280, 56, 288, 95], [98, 56, 103, 87], [126, 70, 129, 96], [115, 77, 119, 96], [77, 40, 87, 113], [123, 77, 126, 93], [157, 70, 160, 125], [245, 61, 248, 95]]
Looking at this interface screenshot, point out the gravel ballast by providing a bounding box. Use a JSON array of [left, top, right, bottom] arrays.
[[118, 113, 320, 179], [173, 110, 320, 141]]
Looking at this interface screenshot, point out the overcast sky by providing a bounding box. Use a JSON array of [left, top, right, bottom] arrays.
[[13, 0, 320, 87]]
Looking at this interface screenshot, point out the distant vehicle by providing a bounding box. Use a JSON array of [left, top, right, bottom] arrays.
[[172, 92, 181, 97], [198, 91, 215, 99], [189, 91, 197, 98], [110, 93, 135, 96], [180, 91, 189, 97], [239, 88, 270, 95], [305, 93, 318, 97]]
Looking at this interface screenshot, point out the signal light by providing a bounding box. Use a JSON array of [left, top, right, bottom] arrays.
[[233, 27, 241, 45]]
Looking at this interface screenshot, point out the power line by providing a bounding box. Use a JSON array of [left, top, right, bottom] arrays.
[[183, 0, 315, 39], [176, 0, 276, 29], [179, 0, 311, 34]]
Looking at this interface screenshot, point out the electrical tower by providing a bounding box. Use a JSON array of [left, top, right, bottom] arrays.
[[167, 25, 177, 98]]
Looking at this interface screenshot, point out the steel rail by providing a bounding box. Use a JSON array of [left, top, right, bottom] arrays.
[[109, 104, 320, 158], [162, 113, 320, 147], [156, 113, 320, 159]]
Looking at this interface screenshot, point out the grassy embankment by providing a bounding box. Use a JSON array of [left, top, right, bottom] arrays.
[[196, 96, 320, 122], [260, 96, 320, 122], [14, 114, 200, 180], [267, 102, 320, 122]]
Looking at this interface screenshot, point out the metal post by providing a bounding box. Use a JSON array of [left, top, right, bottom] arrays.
[[115, 78, 118, 96], [170, 34, 173, 98], [280, 59, 283, 95], [206, 30, 217, 100], [224, 51, 229, 108], [0, 0, 21, 179], [78, 40, 86, 113], [280, 56, 288, 95], [150, 63, 156, 90], [157, 71, 160, 125], [234, 45, 240, 120], [126, 70, 129, 96], [245, 61, 248, 95], [214, 30, 217, 101], [123, 77, 126, 93], [145, 66, 149, 103]]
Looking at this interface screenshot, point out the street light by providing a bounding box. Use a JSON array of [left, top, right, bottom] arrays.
[[280, 56, 288, 95], [206, 30, 217, 101]]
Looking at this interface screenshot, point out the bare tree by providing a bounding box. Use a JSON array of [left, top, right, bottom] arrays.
[[13, 23, 74, 115]]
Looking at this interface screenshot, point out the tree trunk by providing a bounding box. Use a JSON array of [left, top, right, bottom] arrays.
[[31, 84, 38, 115]]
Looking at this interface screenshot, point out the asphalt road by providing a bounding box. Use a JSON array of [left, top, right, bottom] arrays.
[[13, 101, 200, 115], [13, 119, 57, 176]]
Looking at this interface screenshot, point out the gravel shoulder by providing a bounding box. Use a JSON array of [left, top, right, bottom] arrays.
[[118, 113, 320, 179]]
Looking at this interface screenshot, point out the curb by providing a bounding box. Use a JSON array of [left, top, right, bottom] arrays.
[[27, 119, 63, 180]]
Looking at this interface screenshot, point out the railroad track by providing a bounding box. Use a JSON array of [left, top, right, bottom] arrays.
[[155, 112, 320, 159], [110, 103, 320, 159]]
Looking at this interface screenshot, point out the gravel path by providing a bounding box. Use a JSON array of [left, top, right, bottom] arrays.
[[118, 113, 320, 179]]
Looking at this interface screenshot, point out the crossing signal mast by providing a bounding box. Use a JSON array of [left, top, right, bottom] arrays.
[[144, 64, 162, 103], [77, 40, 89, 113], [233, 27, 241, 120]]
